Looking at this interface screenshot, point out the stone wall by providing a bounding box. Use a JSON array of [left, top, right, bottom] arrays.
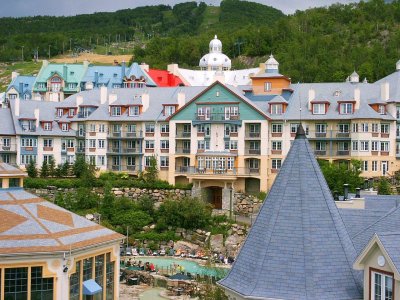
[[26, 186, 191, 203], [234, 192, 263, 215]]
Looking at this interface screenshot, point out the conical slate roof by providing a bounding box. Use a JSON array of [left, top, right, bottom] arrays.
[[219, 126, 363, 300]]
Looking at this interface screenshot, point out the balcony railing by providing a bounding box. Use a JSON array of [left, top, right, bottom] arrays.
[[245, 132, 261, 138], [337, 150, 350, 156], [107, 164, 137, 172], [175, 166, 260, 176], [107, 147, 142, 154], [176, 131, 192, 138], [245, 149, 261, 155], [108, 131, 143, 138], [314, 150, 327, 156], [175, 147, 191, 154], [0, 144, 17, 152], [194, 113, 240, 122]]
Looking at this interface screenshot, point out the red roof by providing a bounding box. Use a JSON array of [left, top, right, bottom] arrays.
[[147, 69, 184, 87]]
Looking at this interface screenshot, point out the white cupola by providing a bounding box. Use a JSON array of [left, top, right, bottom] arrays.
[[199, 35, 231, 71], [349, 71, 359, 83], [265, 54, 279, 74]]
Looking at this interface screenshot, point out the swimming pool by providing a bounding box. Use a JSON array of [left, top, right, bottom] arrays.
[[123, 257, 229, 277]]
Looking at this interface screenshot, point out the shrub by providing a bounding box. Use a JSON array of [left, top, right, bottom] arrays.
[[40, 160, 49, 178], [26, 159, 38, 178], [377, 177, 391, 195], [112, 210, 152, 231]]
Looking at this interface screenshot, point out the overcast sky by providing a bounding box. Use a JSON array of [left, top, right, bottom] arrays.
[[0, 0, 357, 18]]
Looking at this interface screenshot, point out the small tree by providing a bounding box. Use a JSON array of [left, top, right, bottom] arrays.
[[26, 159, 38, 178], [73, 155, 87, 178], [377, 177, 391, 195], [40, 160, 49, 178], [48, 156, 56, 177], [100, 183, 115, 220], [60, 161, 70, 177], [144, 156, 158, 183]]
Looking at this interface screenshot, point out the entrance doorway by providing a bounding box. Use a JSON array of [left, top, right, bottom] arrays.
[[206, 186, 222, 209]]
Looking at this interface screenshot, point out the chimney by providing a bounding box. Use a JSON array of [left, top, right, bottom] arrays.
[[167, 64, 179, 75], [15, 97, 20, 116], [11, 72, 19, 81], [94, 71, 99, 84], [100, 86, 108, 104], [108, 93, 117, 105], [76, 95, 83, 107], [63, 65, 68, 80], [141, 91, 149, 112], [140, 63, 149, 72], [308, 88, 315, 110], [121, 61, 126, 78], [83, 60, 89, 68], [177, 90, 185, 109], [42, 60, 49, 68], [34, 108, 40, 128], [19, 83, 24, 94], [343, 184, 349, 201], [354, 87, 360, 109], [381, 82, 389, 101]]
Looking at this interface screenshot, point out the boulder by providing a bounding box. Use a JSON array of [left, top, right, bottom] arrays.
[[210, 234, 224, 252]]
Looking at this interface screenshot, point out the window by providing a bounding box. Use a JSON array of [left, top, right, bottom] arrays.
[[372, 271, 393, 300], [89, 124, 96, 132], [97, 155, 105, 166], [127, 124, 136, 133], [160, 156, 169, 167], [378, 105, 386, 115], [290, 123, 300, 133], [160, 124, 169, 134], [111, 106, 121, 116], [83, 258, 93, 281], [129, 106, 140, 116], [79, 107, 91, 118], [224, 106, 239, 119], [381, 124, 390, 134], [360, 141, 369, 151], [160, 140, 169, 149], [88, 155, 96, 165], [381, 141, 389, 152], [313, 103, 326, 114], [21, 138, 37, 147], [43, 139, 53, 148], [315, 124, 326, 134], [372, 141, 379, 151], [272, 159, 282, 170], [352, 123, 359, 133], [197, 106, 211, 119], [89, 139, 96, 148], [198, 124, 211, 136], [372, 161, 378, 171], [272, 123, 283, 133], [67, 139, 74, 148], [145, 140, 154, 149], [99, 124, 105, 133], [43, 154, 53, 163], [57, 109, 63, 117], [315, 141, 326, 151], [338, 124, 350, 133], [272, 141, 282, 151], [270, 104, 283, 115], [224, 140, 238, 150], [98, 139, 105, 149], [78, 125, 85, 136], [20, 155, 37, 164], [5, 267, 28, 299], [127, 157, 135, 166], [372, 123, 379, 133], [264, 82, 272, 92], [43, 122, 52, 131], [198, 140, 210, 150], [61, 123, 69, 132], [144, 156, 152, 167], [225, 124, 238, 136], [112, 124, 121, 133], [145, 123, 155, 133], [338, 142, 350, 151], [68, 108, 75, 117], [361, 123, 369, 132], [248, 159, 259, 169], [352, 141, 358, 151], [340, 103, 353, 114], [164, 106, 176, 116], [362, 161, 368, 171]]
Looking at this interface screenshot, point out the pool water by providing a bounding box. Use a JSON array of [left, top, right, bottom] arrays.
[[139, 287, 167, 300], [133, 257, 228, 277]]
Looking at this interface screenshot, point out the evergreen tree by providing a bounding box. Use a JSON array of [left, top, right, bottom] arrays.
[[40, 160, 49, 178], [377, 177, 392, 195], [144, 156, 158, 183], [100, 183, 115, 220], [26, 159, 38, 178], [60, 161, 70, 177], [48, 156, 56, 177]]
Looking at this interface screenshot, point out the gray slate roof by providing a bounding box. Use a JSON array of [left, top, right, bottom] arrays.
[[0, 109, 15, 135], [219, 127, 363, 300], [377, 232, 400, 273]]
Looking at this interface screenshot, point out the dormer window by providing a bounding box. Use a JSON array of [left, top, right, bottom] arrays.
[[128, 106, 140, 116], [111, 106, 121, 116], [378, 105, 386, 115], [43, 122, 52, 131], [270, 104, 283, 115], [68, 108, 75, 117], [164, 106, 176, 117], [61, 123, 69, 132], [264, 82, 272, 92], [340, 103, 353, 114], [313, 103, 326, 115], [57, 109, 63, 117], [68, 83, 76, 89], [37, 83, 46, 89]]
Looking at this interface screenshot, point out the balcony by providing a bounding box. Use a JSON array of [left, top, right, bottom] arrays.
[[245, 132, 261, 139], [245, 149, 261, 155], [193, 113, 241, 124], [176, 131, 192, 138], [175, 147, 191, 154], [337, 150, 350, 156], [21, 125, 36, 132], [0, 144, 17, 153], [108, 131, 143, 139], [175, 166, 260, 176], [107, 147, 142, 155], [314, 150, 327, 156], [76, 147, 85, 153], [107, 164, 137, 172]]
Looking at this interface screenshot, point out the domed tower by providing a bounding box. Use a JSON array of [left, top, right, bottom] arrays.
[[199, 35, 231, 71]]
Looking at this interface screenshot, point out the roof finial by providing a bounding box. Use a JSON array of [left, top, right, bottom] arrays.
[[295, 124, 306, 139]]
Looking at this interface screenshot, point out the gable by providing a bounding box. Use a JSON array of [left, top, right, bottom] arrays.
[[171, 83, 266, 121]]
